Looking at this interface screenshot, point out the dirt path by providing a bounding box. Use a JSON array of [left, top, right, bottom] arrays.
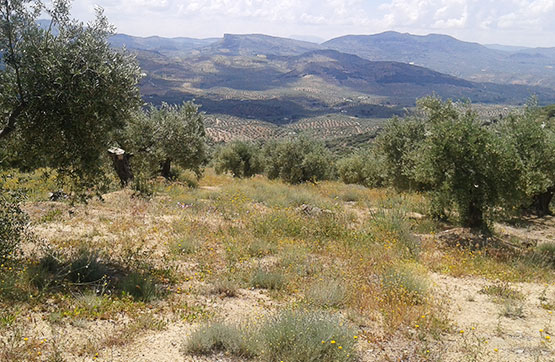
[[432, 273, 554, 361]]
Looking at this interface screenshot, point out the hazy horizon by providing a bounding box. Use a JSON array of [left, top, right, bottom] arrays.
[[70, 0, 555, 48]]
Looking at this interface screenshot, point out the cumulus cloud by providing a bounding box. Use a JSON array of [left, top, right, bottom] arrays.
[[379, 0, 554, 32]]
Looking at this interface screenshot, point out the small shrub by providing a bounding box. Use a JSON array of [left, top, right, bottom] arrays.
[[534, 242, 555, 268], [305, 279, 347, 308], [184, 321, 255, 357], [247, 239, 277, 257], [68, 249, 109, 284], [119, 272, 158, 302], [26, 253, 63, 290], [382, 265, 428, 305], [177, 169, 199, 188], [263, 137, 335, 184], [479, 283, 524, 302], [500, 301, 525, 319], [211, 277, 239, 297], [251, 269, 286, 290], [131, 173, 154, 198], [337, 150, 386, 188], [171, 237, 200, 255], [259, 309, 358, 362]]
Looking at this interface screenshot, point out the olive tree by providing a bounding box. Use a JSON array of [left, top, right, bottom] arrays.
[[410, 97, 517, 229], [263, 137, 335, 184], [214, 141, 264, 178], [0, 0, 142, 190], [498, 103, 555, 216], [337, 149, 386, 187], [375, 117, 426, 191], [123, 102, 208, 180]]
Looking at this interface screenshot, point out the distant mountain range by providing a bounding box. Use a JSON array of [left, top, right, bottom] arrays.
[[105, 31, 555, 125], [323, 32, 555, 89], [108, 30, 555, 91]]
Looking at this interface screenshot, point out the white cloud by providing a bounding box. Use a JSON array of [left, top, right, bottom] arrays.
[[379, 0, 554, 32]]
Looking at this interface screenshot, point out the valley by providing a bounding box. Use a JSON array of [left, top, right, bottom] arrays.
[[110, 32, 555, 143]]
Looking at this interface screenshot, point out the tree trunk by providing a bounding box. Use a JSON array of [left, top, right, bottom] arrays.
[[161, 158, 172, 180], [530, 187, 554, 217], [463, 201, 485, 230], [108, 148, 134, 186]]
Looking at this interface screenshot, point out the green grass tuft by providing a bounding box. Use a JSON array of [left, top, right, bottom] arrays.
[[251, 269, 287, 290]]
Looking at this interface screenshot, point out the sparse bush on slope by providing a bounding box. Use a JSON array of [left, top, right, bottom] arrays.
[[214, 141, 264, 178], [263, 137, 335, 184], [497, 100, 555, 216], [337, 149, 386, 187]]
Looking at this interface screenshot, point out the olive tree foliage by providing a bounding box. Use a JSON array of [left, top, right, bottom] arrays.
[[337, 149, 386, 188], [214, 141, 264, 178], [497, 102, 555, 216], [263, 137, 335, 184], [375, 116, 426, 191], [0, 0, 142, 191], [122, 102, 208, 180], [408, 97, 517, 229]]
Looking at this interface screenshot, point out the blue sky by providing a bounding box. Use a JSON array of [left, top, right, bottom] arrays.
[[71, 0, 555, 47]]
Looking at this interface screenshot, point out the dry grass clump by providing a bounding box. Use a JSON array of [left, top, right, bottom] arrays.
[[68, 248, 110, 284], [210, 277, 239, 297], [369, 208, 421, 259], [533, 242, 555, 268], [251, 269, 287, 291], [247, 239, 277, 257], [381, 264, 429, 306], [278, 245, 321, 277], [258, 309, 358, 362], [119, 272, 159, 302], [305, 279, 347, 308], [183, 310, 359, 362], [500, 301, 525, 319], [21, 244, 167, 306], [170, 237, 201, 255], [183, 321, 255, 358], [479, 282, 525, 302]]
